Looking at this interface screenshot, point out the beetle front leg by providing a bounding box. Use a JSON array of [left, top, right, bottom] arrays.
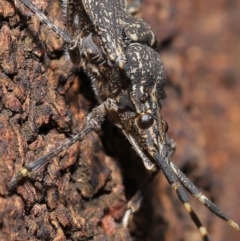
[[8, 100, 110, 190]]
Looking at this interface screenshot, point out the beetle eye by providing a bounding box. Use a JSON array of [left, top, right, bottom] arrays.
[[137, 112, 154, 129], [161, 119, 169, 133]]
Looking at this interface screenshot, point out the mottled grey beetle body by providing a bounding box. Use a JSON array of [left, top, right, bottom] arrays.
[[65, 0, 166, 170], [66, 0, 156, 63], [9, 1, 240, 240]]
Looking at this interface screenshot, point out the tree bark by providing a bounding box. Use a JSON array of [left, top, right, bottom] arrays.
[[1, 0, 240, 241]]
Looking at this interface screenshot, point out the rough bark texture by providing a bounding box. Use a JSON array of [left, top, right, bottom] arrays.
[[0, 0, 240, 241]]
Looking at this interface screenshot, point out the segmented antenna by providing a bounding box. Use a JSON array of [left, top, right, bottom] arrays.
[[169, 161, 240, 231], [154, 153, 240, 235], [17, 0, 72, 43]]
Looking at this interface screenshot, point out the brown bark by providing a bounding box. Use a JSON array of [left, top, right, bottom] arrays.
[[0, 0, 129, 240], [0, 0, 240, 241]]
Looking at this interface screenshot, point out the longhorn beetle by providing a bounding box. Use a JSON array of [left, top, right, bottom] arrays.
[[7, 0, 240, 240]]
